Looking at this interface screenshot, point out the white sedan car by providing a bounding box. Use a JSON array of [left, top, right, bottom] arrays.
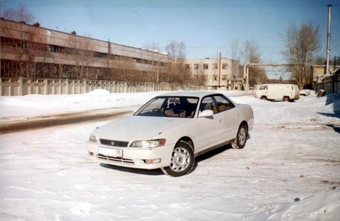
[[87, 91, 254, 177]]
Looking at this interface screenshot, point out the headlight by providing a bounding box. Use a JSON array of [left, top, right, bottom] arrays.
[[129, 139, 166, 148], [89, 134, 99, 143]]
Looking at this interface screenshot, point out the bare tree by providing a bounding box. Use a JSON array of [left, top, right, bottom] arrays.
[[1, 5, 43, 78], [143, 42, 162, 82], [68, 34, 96, 80], [3, 4, 34, 24], [1, 23, 50, 79], [241, 39, 261, 64], [165, 40, 190, 84], [229, 40, 240, 61], [191, 62, 206, 87], [282, 21, 321, 88], [113, 57, 138, 82], [315, 55, 326, 65], [165, 40, 186, 61], [190, 62, 208, 86], [143, 42, 161, 52], [240, 39, 267, 85]]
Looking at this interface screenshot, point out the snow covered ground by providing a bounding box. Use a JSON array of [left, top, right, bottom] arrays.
[[0, 90, 340, 221]]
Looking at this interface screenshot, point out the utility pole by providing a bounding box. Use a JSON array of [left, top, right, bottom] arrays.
[[218, 52, 221, 88], [326, 5, 332, 75], [246, 65, 249, 91]]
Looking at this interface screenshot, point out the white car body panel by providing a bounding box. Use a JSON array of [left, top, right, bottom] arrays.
[[93, 116, 191, 142], [195, 113, 225, 152]]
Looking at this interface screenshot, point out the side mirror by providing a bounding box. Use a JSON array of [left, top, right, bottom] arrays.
[[198, 110, 214, 118]]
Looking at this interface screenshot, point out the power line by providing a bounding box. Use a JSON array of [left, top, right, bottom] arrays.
[[331, 38, 340, 55]]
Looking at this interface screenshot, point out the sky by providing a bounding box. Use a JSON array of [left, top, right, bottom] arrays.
[[0, 90, 340, 220], [1, 0, 340, 65]]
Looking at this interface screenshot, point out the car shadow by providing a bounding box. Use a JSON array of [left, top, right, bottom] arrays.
[[99, 163, 164, 176], [318, 112, 340, 119], [326, 124, 340, 134], [319, 93, 340, 119], [191, 144, 233, 173], [190, 134, 251, 174]]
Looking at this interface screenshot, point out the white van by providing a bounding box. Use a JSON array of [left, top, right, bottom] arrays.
[[255, 84, 300, 102]]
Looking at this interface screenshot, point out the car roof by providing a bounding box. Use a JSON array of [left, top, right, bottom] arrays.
[[159, 90, 222, 98]]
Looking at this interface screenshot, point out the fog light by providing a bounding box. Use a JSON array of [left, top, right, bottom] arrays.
[[145, 159, 161, 164]]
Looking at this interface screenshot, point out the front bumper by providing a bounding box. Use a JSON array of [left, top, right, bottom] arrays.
[[87, 141, 173, 170]]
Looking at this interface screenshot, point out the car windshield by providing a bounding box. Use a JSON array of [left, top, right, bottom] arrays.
[[134, 96, 199, 118]]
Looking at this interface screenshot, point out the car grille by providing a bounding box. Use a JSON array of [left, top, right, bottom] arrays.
[[100, 139, 129, 147], [98, 154, 134, 164]]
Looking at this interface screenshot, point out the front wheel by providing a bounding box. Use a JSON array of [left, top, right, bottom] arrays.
[[161, 141, 194, 177], [231, 124, 248, 149], [283, 96, 290, 102]]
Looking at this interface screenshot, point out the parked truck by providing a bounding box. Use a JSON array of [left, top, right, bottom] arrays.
[[255, 84, 300, 102]]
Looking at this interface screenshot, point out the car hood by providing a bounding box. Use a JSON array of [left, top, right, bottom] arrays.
[[93, 116, 191, 141]]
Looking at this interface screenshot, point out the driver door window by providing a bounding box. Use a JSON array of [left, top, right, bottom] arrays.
[[200, 97, 218, 114]]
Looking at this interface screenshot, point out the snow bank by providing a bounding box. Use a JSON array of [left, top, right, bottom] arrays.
[[255, 187, 340, 220], [86, 89, 111, 95], [0, 90, 168, 120]]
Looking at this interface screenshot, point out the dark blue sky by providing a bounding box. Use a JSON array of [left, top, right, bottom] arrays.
[[1, 0, 340, 65]]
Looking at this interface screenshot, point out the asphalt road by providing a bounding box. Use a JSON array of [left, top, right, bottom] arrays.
[[0, 108, 132, 134]]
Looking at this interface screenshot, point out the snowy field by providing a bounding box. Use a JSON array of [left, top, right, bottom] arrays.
[[0, 90, 340, 221]]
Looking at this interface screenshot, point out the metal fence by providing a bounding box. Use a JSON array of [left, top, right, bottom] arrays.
[[314, 74, 340, 94], [0, 78, 181, 96]]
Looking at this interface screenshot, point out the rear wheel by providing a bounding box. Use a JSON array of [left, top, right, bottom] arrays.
[[283, 96, 290, 102], [161, 141, 194, 177], [231, 124, 248, 149], [261, 96, 267, 100]]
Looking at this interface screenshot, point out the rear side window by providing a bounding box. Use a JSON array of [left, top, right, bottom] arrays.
[[259, 85, 268, 90], [213, 95, 235, 112]]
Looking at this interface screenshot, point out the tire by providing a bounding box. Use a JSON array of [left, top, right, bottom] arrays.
[[231, 124, 248, 149], [261, 96, 267, 100], [283, 96, 290, 102], [161, 141, 194, 177]]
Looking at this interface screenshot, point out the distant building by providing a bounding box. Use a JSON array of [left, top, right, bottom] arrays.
[[184, 58, 242, 90], [0, 18, 169, 81], [310, 65, 340, 83]]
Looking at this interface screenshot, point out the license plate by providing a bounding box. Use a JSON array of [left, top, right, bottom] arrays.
[[98, 147, 123, 158]]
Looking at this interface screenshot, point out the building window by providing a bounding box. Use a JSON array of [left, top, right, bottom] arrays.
[[203, 64, 209, 70], [94, 52, 107, 58], [50, 45, 59, 53], [213, 75, 217, 81], [213, 63, 218, 69], [222, 63, 228, 69], [185, 64, 190, 69], [222, 75, 227, 80], [194, 64, 199, 70]]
